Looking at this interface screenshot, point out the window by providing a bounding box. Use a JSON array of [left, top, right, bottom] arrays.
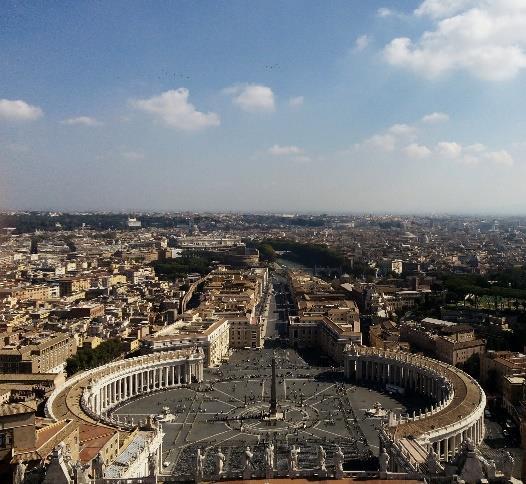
[[0, 431, 12, 448]]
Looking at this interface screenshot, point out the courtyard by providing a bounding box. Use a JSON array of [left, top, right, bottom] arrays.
[[112, 347, 425, 480]]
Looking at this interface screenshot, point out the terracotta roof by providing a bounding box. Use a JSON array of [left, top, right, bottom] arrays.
[[12, 419, 78, 464], [0, 401, 37, 416], [79, 422, 117, 445], [35, 420, 67, 448], [79, 426, 117, 464]]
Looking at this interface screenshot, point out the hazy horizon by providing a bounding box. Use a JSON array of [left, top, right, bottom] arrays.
[[3, 208, 526, 219]]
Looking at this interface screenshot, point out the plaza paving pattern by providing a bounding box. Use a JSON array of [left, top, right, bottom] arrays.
[[113, 348, 425, 480]]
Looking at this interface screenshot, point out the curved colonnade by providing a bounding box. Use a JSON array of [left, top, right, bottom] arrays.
[[344, 345, 486, 464], [46, 348, 205, 428]]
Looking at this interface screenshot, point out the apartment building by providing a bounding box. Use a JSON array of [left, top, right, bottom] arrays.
[[229, 317, 263, 349], [287, 271, 363, 364], [369, 320, 410, 352], [0, 334, 77, 374], [480, 351, 526, 392], [401, 318, 485, 366], [0, 285, 57, 301], [288, 314, 361, 364], [142, 318, 230, 367], [56, 277, 91, 297]]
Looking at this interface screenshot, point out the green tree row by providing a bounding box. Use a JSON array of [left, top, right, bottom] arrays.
[[152, 255, 213, 279], [441, 271, 526, 300], [251, 239, 375, 278], [65, 339, 127, 376]]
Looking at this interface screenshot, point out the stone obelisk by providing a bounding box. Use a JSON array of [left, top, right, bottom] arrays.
[[270, 355, 277, 416]]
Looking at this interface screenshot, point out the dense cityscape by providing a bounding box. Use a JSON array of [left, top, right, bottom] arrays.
[[4, 0, 526, 483], [0, 212, 525, 482]]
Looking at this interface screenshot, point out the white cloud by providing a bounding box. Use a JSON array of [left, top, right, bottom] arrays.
[[414, 0, 477, 19], [363, 134, 397, 152], [464, 143, 486, 153], [354, 35, 370, 52], [0, 99, 43, 122], [486, 149, 514, 166], [288, 96, 304, 107], [388, 123, 416, 136], [61, 116, 101, 126], [225, 84, 275, 113], [131, 88, 220, 131], [268, 145, 303, 156], [377, 7, 395, 17], [422, 112, 450, 124], [358, 122, 416, 153], [356, 117, 513, 168], [435, 141, 514, 166], [384, 0, 526, 80], [404, 143, 432, 159], [267, 144, 310, 163], [436, 141, 463, 158]]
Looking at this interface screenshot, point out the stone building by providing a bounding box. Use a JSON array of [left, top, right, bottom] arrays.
[[0, 333, 77, 374], [401, 318, 485, 366]]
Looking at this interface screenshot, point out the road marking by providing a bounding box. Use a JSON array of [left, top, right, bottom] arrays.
[[311, 424, 354, 441], [214, 387, 244, 403], [304, 384, 336, 403]]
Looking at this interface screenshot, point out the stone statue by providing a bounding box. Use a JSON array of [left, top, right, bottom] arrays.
[[148, 451, 158, 477], [333, 446, 344, 478], [42, 445, 71, 484], [196, 448, 205, 481], [92, 452, 104, 479], [293, 445, 301, 470], [379, 449, 390, 473], [146, 414, 159, 431], [243, 446, 254, 479], [465, 437, 475, 452], [73, 462, 91, 484], [318, 445, 327, 473], [215, 447, 225, 476], [482, 458, 496, 480], [288, 445, 301, 472], [13, 461, 27, 484], [265, 443, 275, 472], [453, 436, 493, 483], [425, 446, 442, 474], [502, 451, 514, 480]]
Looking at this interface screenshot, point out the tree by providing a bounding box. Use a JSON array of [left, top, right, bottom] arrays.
[[66, 339, 126, 376], [459, 353, 480, 379]]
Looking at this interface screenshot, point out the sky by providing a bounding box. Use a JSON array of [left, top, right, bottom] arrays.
[[2, 0, 526, 214]]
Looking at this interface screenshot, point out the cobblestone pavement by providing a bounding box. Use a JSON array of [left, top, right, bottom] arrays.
[[113, 348, 414, 480]]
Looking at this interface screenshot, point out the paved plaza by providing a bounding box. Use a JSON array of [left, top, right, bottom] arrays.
[[113, 348, 422, 480]]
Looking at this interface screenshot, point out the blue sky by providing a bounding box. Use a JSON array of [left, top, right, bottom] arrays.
[[2, 0, 526, 214]]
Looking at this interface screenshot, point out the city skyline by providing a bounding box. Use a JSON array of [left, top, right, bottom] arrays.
[[2, 0, 526, 214]]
